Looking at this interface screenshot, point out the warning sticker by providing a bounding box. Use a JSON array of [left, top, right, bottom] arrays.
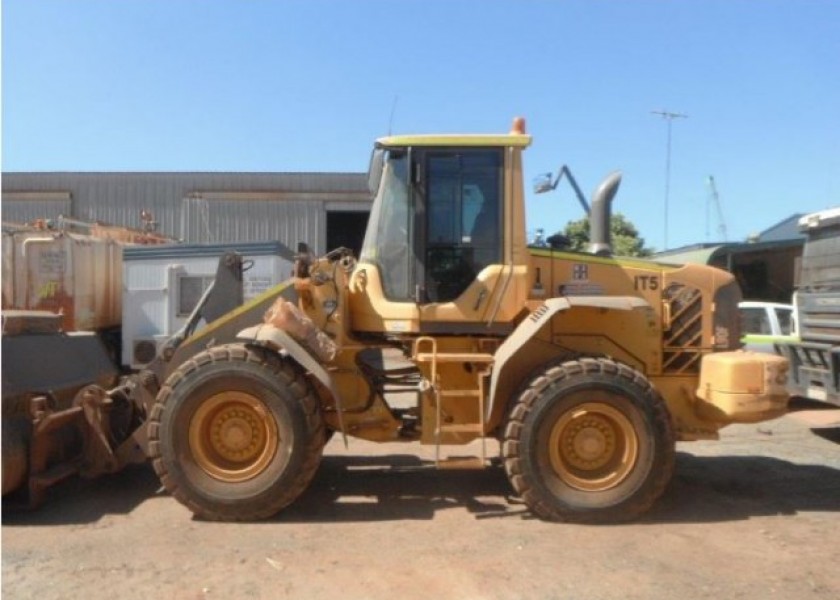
[[559, 282, 605, 296], [560, 263, 603, 295]]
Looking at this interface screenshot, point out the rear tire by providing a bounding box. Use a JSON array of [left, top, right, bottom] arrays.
[[503, 358, 675, 523], [148, 344, 325, 521]]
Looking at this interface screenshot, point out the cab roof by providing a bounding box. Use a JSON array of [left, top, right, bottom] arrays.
[[376, 133, 532, 149], [375, 117, 532, 149]]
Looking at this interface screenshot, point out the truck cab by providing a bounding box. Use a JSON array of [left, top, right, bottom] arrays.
[[775, 208, 840, 405], [739, 300, 797, 354]]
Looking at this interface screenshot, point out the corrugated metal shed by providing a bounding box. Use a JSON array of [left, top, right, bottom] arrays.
[[655, 244, 726, 266], [757, 214, 805, 242], [2, 191, 72, 225], [181, 192, 326, 249], [1, 172, 371, 253]]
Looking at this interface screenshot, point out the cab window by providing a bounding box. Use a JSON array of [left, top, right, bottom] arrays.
[[424, 150, 502, 303], [359, 151, 413, 300]]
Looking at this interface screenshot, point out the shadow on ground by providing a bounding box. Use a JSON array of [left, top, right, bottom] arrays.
[[281, 454, 517, 522], [812, 428, 840, 444], [1, 464, 162, 526], [4, 450, 839, 526], [644, 452, 840, 524]]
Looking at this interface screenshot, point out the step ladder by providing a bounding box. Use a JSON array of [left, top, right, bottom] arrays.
[[413, 337, 494, 469]]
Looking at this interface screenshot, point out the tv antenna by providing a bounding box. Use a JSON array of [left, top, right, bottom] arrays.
[[387, 96, 399, 135], [651, 109, 688, 249]]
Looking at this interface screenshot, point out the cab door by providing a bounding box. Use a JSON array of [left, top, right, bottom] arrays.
[[415, 149, 502, 303], [412, 148, 514, 333]]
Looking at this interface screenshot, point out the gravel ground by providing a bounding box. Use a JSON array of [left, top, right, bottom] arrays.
[[3, 410, 839, 600]]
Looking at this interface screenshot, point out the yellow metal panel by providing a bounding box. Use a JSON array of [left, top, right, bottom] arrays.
[[695, 350, 789, 423], [376, 134, 532, 148], [529, 248, 681, 272]]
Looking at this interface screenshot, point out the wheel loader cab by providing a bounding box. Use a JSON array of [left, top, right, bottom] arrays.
[[349, 121, 533, 335]]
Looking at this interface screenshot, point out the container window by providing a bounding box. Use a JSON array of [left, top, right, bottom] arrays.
[[178, 275, 214, 317]]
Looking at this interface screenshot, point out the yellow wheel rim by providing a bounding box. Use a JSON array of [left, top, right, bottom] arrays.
[[188, 392, 280, 483], [548, 402, 639, 492]]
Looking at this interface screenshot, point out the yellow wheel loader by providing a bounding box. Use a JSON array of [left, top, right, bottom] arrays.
[[146, 118, 789, 522]]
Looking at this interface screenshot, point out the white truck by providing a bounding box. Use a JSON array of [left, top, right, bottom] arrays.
[[739, 301, 796, 354], [774, 208, 840, 407]]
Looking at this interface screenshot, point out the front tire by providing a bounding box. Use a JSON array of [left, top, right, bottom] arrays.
[[149, 344, 325, 521], [503, 358, 675, 523]]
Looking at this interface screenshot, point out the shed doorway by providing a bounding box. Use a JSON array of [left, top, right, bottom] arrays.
[[326, 210, 369, 258]]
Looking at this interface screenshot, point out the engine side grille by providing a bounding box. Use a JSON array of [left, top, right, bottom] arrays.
[[662, 283, 703, 374]]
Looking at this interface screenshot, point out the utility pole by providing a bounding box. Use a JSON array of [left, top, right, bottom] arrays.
[[651, 109, 688, 250]]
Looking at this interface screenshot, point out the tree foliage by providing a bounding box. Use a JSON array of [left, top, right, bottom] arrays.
[[560, 213, 654, 257]]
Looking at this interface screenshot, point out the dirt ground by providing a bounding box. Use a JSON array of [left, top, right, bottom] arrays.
[[3, 409, 839, 600]]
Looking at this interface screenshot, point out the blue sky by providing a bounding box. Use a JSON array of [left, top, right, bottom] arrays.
[[3, 1, 838, 251]]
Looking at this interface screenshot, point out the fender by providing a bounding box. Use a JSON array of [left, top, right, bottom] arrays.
[[237, 324, 347, 445], [486, 295, 651, 426]]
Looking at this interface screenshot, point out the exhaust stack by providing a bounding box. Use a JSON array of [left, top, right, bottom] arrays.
[[588, 171, 622, 256]]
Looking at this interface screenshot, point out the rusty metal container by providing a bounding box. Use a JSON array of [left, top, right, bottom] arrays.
[[1, 230, 123, 331], [2, 231, 14, 309]]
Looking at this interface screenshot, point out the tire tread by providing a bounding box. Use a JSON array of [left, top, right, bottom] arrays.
[[148, 344, 325, 521], [502, 357, 675, 523]]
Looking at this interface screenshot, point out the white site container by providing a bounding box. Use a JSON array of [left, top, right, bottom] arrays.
[[121, 241, 294, 369]]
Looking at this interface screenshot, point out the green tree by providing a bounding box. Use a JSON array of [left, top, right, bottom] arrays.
[[560, 213, 654, 257]]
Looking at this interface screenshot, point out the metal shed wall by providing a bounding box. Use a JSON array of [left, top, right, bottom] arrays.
[[180, 190, 370, 253], [2, 191, 72, 225], [1, 172, 370, 252]]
